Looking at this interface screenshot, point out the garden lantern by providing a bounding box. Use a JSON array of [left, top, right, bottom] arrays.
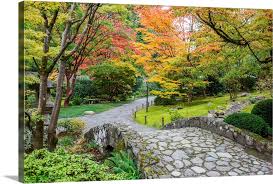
[[144, 78, 149, 112], [44, 80, 54, 114]]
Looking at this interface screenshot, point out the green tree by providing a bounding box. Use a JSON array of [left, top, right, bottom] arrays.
[[90, 62, 137, 101]]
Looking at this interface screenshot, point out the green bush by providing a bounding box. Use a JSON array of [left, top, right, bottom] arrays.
[[251, 99, 272, 128], [90, 62, 137, 101], [169, 109, 183, 121], [224, 112, 270, 137], [154, 96, 176, 105], [73, 76, 96, 100], [58, 118, 85, 134], [105, 150, 140, 180], [72, 96, 84, 106], [58, 136, 75, 147], [86, 140, 99, 149], [24, 148, 128, 183]]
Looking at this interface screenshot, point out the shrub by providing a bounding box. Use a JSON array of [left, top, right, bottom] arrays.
[[154, 96, 176, 105], [72, 96, 84, 106], [224, 112, 270, 137], [169, 109, 183, 121], [58, 118, 85, 134], [86, 140, 99, 149], [24, 148, 128, 183], [58, 136, 75, 147], [90, 62, 137, 101], [251, 99, 272, 128], [105, 151, 140, 180], [73, 76, 96, 99], [205, 75, 225, 96]]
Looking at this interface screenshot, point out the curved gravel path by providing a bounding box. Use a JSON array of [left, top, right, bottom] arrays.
[[81, 97, 156, 133], [81, 97, 273, 178]]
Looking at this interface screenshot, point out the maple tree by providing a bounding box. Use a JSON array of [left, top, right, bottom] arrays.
[[192, 8, 272, 99], [133, 6, 208, 102], [63, 5, 138, 106], [25, 2, 102, 150]]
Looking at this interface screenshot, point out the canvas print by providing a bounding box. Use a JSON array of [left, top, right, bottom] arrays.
[[20, 0, 273, 183]]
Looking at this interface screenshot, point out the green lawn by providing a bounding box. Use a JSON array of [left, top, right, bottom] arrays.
[[59, 101, 131, 118], [241, 104, 255, 113], [135, 90, 272, 129], [241, 90, 271, 113], [135, 95, 230, 128]]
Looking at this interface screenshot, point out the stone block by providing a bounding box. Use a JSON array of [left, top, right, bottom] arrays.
[[84, 111, 95, 115]]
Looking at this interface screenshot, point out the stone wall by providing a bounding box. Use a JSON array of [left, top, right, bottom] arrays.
[[208, 96, 265, 118], [163, 117, 272, 156], [84, 123, 163, 178]]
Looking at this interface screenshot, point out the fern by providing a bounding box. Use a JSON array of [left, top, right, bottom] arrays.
[[105, 150, 140, 179]]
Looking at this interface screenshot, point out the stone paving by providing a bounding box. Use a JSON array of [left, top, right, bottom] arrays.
[[138, 127, 272, 178], [82, 97, 273, 178]]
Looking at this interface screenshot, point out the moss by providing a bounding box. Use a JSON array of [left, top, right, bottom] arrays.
[[114, 139, 126, 151], [234, 127, 243, 133], [234, 126, 270, 143]]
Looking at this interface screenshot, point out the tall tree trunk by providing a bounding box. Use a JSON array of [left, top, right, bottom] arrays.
[[48, 3, 76, 151], [33, 72, 48, 149], [64, 75, 71, 107], [48, 59, 66, 151], [37, 72, 48, 113], [64, 74, 77, 107]]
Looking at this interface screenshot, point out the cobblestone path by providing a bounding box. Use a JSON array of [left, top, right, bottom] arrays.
[[82, 98, 273, 178], [138, 127, 272, 178]]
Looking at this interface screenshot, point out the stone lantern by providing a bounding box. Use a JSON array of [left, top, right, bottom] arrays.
[[44, 80, 54, 114]]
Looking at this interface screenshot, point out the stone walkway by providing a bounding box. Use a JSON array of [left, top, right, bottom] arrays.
[[82, 97, 273, 178], [81, 97, 156, 133], [138, 127, 272, 178]]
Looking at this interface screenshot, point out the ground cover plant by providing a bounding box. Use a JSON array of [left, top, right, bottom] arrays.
[[24, 148, 129, 183]]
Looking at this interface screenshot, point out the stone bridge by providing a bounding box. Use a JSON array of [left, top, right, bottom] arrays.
[[82, 97, 273, 178]]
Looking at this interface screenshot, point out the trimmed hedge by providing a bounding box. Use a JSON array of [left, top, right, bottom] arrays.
[[224, 112, 270, 137], [154, 96, 176, 105], [251, 99, 272, 128]]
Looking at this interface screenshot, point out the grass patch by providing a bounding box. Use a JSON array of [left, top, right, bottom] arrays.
[[241, 90, 271, 113], [135, 90, 271, 128], [59, 101, 131, 118], [242, 104, 255, 113], [135, 95, 230, 128]]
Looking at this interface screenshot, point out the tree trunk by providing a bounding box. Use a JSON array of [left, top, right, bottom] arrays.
[[203, 88, 206, 97], [32, 120, 44, 150], [37, 73, 48, 113], [48, 3, 76, 151], [33, 73, 48, 149], [64, 74, 76, 107], [48, 59, 66, 151]]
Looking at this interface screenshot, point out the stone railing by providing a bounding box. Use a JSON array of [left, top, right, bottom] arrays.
[[84, 123, 163, 178], [84, 123, 141, 154], [162, 117, 272, 157]]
